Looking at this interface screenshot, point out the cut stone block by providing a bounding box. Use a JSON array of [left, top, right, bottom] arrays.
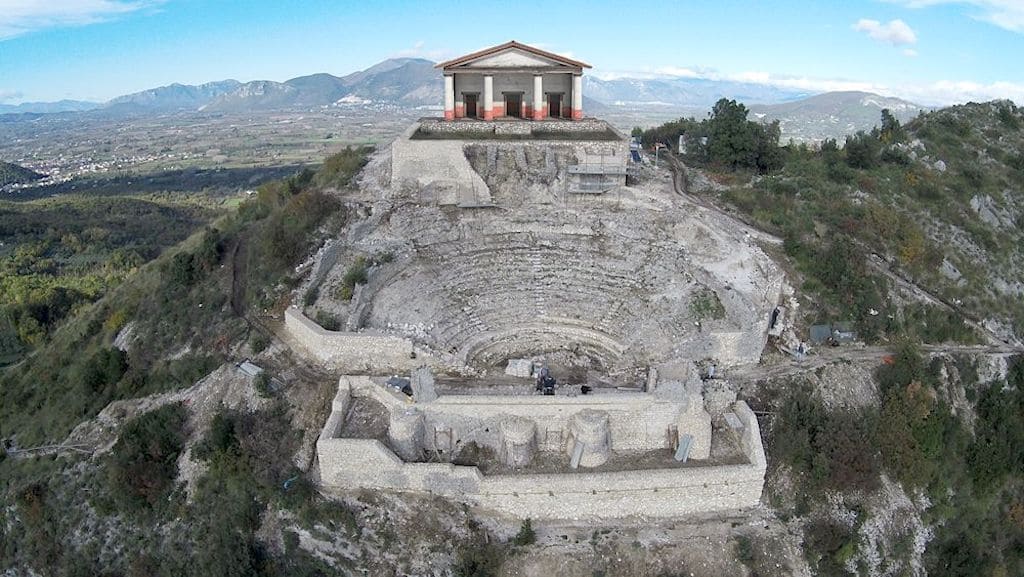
[[411, 366, 438, 403], [505, 358, 534, 378], [675, 434, 693, 462], [677, 393, 712, 460]]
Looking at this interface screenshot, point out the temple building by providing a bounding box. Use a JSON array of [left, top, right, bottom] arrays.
[[436, 40, 590, 121]]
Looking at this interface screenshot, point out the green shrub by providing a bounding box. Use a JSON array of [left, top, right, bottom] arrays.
[[74, 347, 128, 401], [513, 518, 536, 546], [194, 411, 239, 461], [187, 404, 308, 576], [874, 343, 969, 492], [770, 383, 881, 499], [689, 287, 725, 322], [901, 303, 979, 344], [969, 370, 1024, 490], [108, 403, 188, 515], [262, 189, 341, 267], [314, 310, 340, 331], [253, 371, 273, 398], [845, 131, 881, 169], [339, 257, 369, 302], [315, 146, 372, 188], [453, 540, 506, 577], [248, 332, 269, 354], [805, 519, 858, 576], [734, 534, 755, 566], [302, 285, 319, 307]]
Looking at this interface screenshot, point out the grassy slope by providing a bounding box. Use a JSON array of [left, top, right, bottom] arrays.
[[0, 147, 368, 444], [717, 100, 1023, 343], [0, 195, 220, 359]]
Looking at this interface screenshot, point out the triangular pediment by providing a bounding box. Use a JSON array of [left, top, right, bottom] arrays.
[[458, 48, 566, 69], [437, 41, 590, 71]]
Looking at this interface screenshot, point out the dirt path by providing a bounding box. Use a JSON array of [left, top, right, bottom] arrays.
[[724, 342, 1022, 384], [664, 154, 782, 246], [229, 234, 249, 316], [863, 251, 1016, 346]]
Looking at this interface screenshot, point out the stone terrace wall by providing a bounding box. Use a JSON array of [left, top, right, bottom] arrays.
[[391, 125, 492, 206], [284, 307, 450, 373], [390, 121, 628, 206], [317, 378, 767, 520], [418, 118, 619, 136]]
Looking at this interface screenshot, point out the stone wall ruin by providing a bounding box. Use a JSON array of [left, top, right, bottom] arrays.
[[317, 376, 767, 520]]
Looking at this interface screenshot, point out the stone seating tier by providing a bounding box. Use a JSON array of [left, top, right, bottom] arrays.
[[358, 224, 745, 368]]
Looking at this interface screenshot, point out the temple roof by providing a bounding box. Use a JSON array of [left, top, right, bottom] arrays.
[[436, 40, 591, 72]]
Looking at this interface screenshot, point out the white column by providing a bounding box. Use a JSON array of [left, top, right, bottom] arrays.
[[443, 75, 455, 120], [483, 75, 494, 120], [533, 74, 544, 121], [572, 74, 583, 120]]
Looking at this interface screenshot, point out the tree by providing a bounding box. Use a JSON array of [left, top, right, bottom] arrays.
[[845, 131, 881, 169], [699, 98, 783, 173], [879, 108, 904, 144], [707, 99, 757, 170]]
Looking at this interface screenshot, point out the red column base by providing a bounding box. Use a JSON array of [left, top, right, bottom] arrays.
[[444, 110, 454, 120], [571, 108, 583, 120], [533, 111, 545, 121], [483, 109, 494, 121]]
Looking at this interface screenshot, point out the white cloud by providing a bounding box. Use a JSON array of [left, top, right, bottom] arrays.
[[0, 1, 161, 40], [888, 0, 1024, 33], [898, 79, 1024, 105], [392, 41, 451, 62], [853, 18, 919, 45], [591, 70, 662, 81], [653, 66, 701, 78], [0, 89, 24, 102]]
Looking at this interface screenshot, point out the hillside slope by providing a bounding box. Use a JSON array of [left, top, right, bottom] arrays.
[[684, 99, 1024, 345], [902, 100, 1024, 339], [585, 75, 810, 107], [0, 100, 100, 114], [0, 161, 45, 187], [105, 80, 243, 112], [749, 91, 927, 142]]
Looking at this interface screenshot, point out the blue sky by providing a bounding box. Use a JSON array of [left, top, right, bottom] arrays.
[[1, 0, 1022, 105]]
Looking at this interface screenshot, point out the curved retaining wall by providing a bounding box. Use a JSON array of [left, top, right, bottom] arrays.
[[317, 378, 767, 520]]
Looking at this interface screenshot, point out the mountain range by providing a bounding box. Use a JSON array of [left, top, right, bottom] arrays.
[[583, 76, 811, 107], [749, 91, 928, 141], [105, 80, 243, 112], [0, 99, 100, 114], [0, 58, 926, 139]]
